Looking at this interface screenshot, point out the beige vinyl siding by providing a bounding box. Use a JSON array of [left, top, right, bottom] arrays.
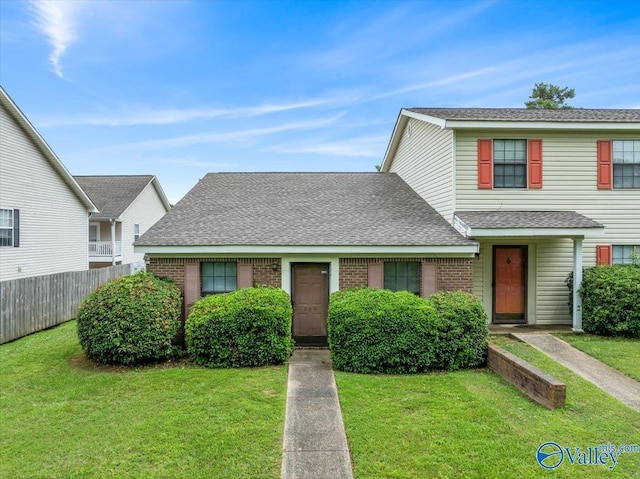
[[456, 129, 640, 323], [120, 182, 168, 263], [0, 106, 88, 281], [387, 119, 455, 222]]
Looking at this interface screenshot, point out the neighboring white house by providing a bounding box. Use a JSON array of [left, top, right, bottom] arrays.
[[0, 86, 98, 282], [381, 108, 640, 329], [74, 175, 171, 268]]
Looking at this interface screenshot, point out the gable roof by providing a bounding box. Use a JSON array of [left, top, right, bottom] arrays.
[[74, 175, 171, 220], [382, 107, 640, 171], [136, 173, 477, 251], [454, 211, 604, 238], [406, 108, 640, 123], [0, 86, 97, 213]]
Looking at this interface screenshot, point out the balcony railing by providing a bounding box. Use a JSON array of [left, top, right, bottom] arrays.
[[89, 241, 122, 258]]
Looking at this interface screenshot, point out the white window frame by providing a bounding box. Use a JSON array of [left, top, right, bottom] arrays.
[[493, 139, 528, 189], [612, 140, 640, 189], [0, 208, 14, 248], [134, 223, 140, 241], [89, 223, 100, 242]]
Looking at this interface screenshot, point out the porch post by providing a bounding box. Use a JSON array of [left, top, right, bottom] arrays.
[[110, 219, 116, 266], [572, 237, 583, 332]]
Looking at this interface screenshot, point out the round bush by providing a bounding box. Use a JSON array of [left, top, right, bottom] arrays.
[[427, 291, 489, 370], [186, 287, 293, 368], [77, 272, 182, 365], [580, 265, 640, 338], [328, 288, 437, 374]]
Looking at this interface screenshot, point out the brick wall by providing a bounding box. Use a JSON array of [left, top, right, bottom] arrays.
[[338, 257, 473, 294], [487, 343, 566, 410], [148, 257, 281, 293]]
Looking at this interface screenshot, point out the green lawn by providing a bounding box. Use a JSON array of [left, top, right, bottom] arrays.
[[335, 339, 640, 478], [554, 333, 640, 381], [0, 321, 288, 479]]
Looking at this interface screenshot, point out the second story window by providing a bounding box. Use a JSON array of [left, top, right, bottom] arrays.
[[613, 140, 640, 189], [494, 139, 527, 188], [134, 224, 140, 241]]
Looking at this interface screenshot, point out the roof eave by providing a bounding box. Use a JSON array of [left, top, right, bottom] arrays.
[[444, 120, 640, 130], [462, 227, 605, 238], [135, 244, 479, 256], [0, 87, 99, 213]]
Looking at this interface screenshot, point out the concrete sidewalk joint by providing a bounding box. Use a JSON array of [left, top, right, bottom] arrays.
[[281, 349, 353, 479], [512, 333, 640, 412]]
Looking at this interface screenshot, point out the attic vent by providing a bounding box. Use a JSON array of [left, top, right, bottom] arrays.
[[406, 123, 412, 138]]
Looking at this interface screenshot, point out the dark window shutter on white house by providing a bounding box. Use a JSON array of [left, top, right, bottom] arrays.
[[13, 209, 19, 247]]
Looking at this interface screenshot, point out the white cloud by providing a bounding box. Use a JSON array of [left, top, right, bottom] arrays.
[[36, 96, 344, 127], [112, 114, 345, 150], [29, 0, 87, 78], [259, 134, 388, 158]]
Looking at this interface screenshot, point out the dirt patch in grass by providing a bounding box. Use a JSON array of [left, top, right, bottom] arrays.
[[69, 353, 193, 372]]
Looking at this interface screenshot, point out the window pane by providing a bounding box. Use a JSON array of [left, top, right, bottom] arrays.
[[202, 276, 214, 292], [383, 262, 420, 295], [202, 262, 214, 276], [213, 262, 226, 275], [0, 209, 12, 228], [0, 229, 12, 247], [214, 276, 226, 292], [225, 277, 236, 291], [225, 262, 237, 275]]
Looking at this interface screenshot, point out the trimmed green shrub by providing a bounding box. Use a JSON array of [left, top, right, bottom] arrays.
[[186, 287, 293, 368], [77, 272, 182, 365], [579, 265, 640, 338], [328, 288, 489, 374], [427, 291, 489, 370], [328, 288, 437, 374]]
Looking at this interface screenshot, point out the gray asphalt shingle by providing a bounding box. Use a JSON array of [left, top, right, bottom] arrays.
[[407, 108, 640, 122], [136, 173, 475, 247], [75, 175, 154, 219], [455, 211, 604, 229]]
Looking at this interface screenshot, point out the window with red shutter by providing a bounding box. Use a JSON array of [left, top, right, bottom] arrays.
[[597, 140, 612, 189], [527, 139, 543, 189], [477, 139, 493, 189], [596, 245, 612, 266]]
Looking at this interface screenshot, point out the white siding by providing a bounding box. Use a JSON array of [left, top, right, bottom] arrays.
[[120, 182, 168, 263], [387, 119, 455, 221], [0, 106, 88, 281], [456, 130, 640, 324]]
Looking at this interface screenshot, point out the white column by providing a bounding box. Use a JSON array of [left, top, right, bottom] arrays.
[[110, 219, 116, 266], [572, 237, 583, 332]]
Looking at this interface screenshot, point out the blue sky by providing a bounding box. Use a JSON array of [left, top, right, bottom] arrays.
[[1, 0, 639, 202]]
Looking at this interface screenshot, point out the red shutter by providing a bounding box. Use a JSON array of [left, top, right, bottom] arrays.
[[477, 139, 493, 189], [597, 140, 612, 190], [596, 245, 612, 266], [368, 262, 384, 289], [528, 139, 543, 189], [184, 262, 201, 318], [420, 262, 437, 297], [237, 263, 253, 288]]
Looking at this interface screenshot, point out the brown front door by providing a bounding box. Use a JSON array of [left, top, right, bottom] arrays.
[[292, 263, 329, 344], [493, 246, 527, 323]]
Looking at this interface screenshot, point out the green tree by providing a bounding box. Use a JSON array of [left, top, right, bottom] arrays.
[[525, 82, 575, 109]]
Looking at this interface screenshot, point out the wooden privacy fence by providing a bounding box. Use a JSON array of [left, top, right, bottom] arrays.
[[0, 262, 145, 344]]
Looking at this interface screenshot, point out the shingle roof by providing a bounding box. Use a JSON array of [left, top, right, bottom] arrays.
[[136, 173, 476, 247], [454, 211, 604, 229], [407, 108, 640, 122], [74, 175, 154, 219]]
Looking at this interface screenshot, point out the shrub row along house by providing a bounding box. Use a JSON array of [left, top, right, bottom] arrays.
[[136, 107, 639, 344], [0, 86, 170, 281]]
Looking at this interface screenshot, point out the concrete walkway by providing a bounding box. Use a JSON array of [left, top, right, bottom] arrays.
[[281, 349, 353, 479], [512, 333, 640, 412]]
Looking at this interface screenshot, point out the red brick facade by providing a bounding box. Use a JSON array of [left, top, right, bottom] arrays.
[[339, 257, 473, 294], [149, 256, 473, 297]]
